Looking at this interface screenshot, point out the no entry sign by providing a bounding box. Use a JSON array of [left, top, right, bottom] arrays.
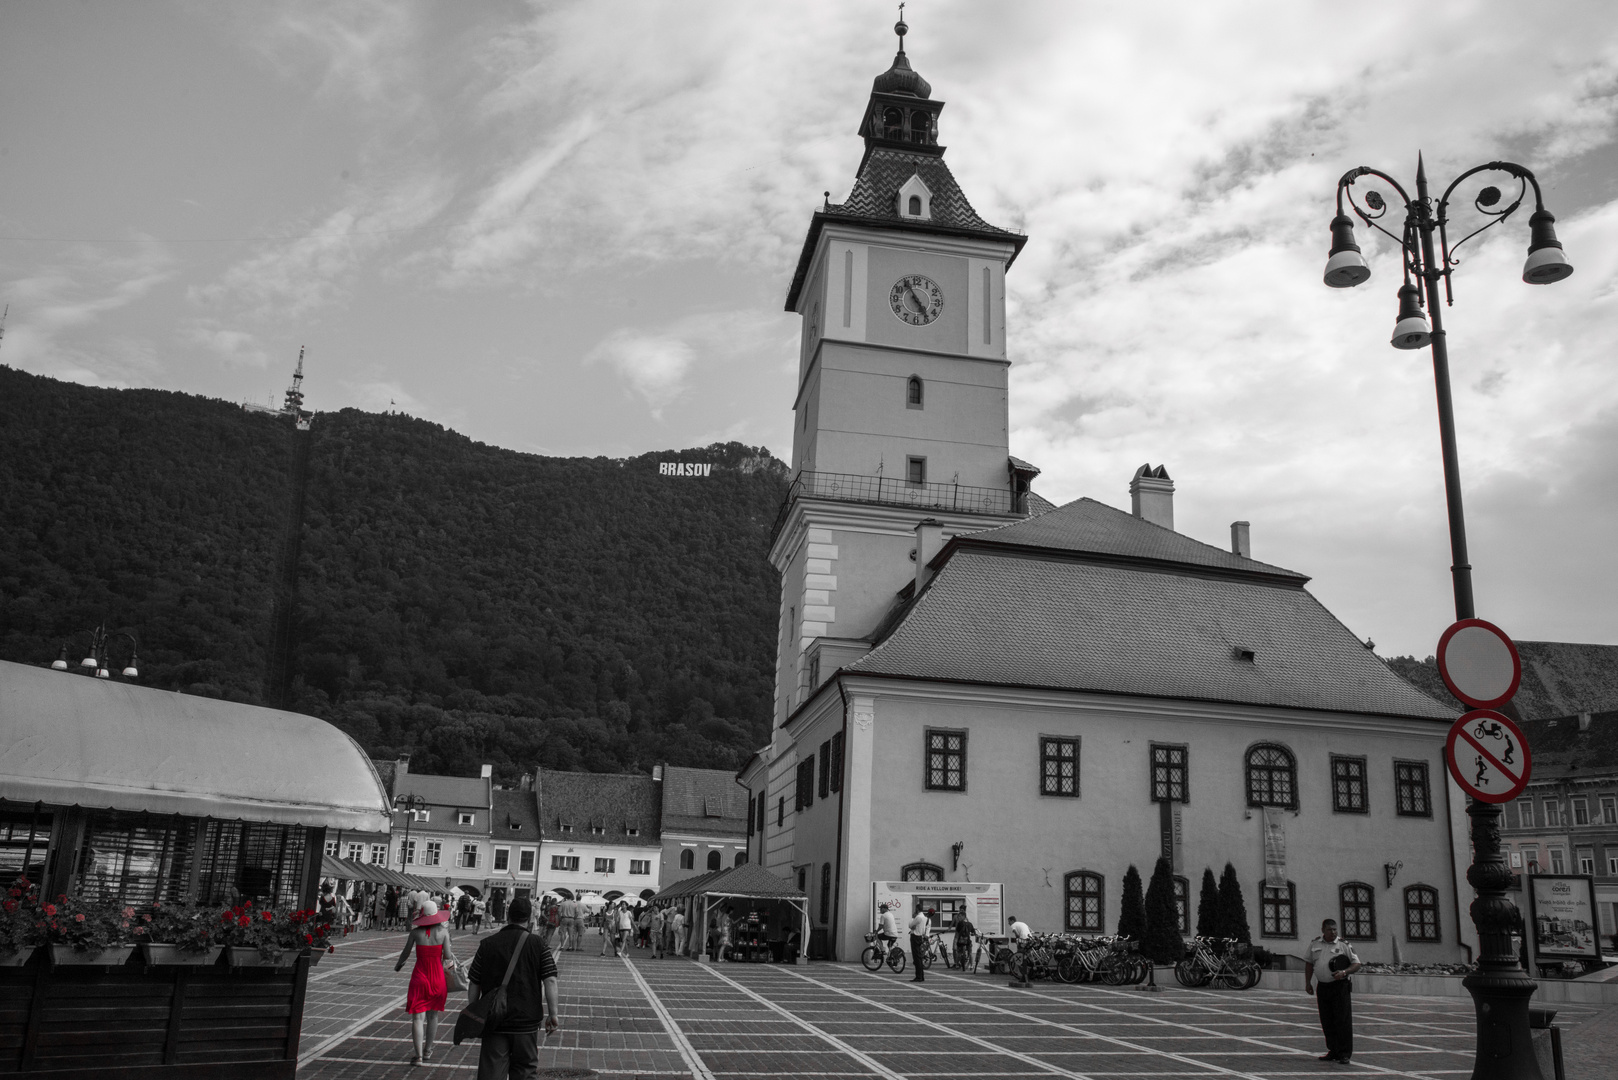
[[1445, 709, 1532, 803], [1436, 619, 1521, 710]]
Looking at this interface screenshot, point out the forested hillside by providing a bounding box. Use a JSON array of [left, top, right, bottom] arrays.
[[0, 366, 787, 780]]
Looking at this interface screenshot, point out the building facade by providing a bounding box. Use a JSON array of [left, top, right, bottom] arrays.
[[658, 764, 751, 884], [377, 759, 542, 905], [534, 769, 662, 901], [744, 23, 1472, 966]]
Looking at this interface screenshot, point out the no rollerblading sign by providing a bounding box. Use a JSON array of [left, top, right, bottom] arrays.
[[1445, 709, 1531, 803]]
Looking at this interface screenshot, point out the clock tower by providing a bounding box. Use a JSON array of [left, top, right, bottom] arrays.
[[769, 17, 1033, 729]]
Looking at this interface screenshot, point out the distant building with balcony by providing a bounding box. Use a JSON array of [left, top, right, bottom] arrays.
[[658, 764, 750, 884], [535, 769, 662, 902]]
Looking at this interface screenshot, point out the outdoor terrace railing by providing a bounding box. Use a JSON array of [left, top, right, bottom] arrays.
[[771, 470, 1017, 542]]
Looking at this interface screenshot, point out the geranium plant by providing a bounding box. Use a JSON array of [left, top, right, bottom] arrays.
[[39, 888, 130, 954], [2, 876, 44, 955], [143, 902, 223, 954]]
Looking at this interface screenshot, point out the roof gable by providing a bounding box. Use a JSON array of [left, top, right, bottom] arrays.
[[660, 765, 749, 837], [537, 769, 661, 845]]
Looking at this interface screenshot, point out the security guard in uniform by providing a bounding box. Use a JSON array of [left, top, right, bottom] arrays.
[[1304, 918, 1361, 1063]]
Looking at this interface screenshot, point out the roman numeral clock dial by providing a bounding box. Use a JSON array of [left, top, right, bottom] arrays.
[[888, 274, 944, 326]]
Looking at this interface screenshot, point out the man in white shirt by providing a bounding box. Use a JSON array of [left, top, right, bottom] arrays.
[[1304, 919, 1361, 1064], [907, 908, 932, 982], [1008, 916, 1032, 950], [876, 903, 901, 957], [671, 908, 688, 956], [558, 897, 581, 951]]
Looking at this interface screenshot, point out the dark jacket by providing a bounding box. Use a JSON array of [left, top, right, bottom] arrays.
[[467, 925, 558, 1033]]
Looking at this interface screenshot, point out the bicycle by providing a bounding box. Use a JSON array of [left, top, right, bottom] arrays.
[[860, 931, 907, 973], [1174, 936, 1260, 989]]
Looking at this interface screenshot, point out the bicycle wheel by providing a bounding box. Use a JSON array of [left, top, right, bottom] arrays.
[[1055, 955, 1081, 984], [861, 945, 884, 972], [1173, 959, 1203, 987], [921, 946, 935, 969], [1131, 958, 1151, 985], [887, 947, 907, 974], [991, 947, 1012, 974], [1098, 955, 1126, 985], [1241, 961, 1262, 989]]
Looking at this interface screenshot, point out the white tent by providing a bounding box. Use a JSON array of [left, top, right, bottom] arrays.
[[578, 892, 607, 912]]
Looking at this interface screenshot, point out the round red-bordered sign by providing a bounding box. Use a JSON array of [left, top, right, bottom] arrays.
[[1436, 619, 1522, 710], [1445, 709, 1531, 803]]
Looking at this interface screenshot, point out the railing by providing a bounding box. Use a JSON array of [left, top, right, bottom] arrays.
[[771, 470, 1016, 542]]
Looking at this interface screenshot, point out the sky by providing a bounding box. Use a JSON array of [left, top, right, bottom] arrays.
[[3, 0, 1618, 660]]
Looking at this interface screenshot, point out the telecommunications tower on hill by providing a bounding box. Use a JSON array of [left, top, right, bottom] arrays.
[[242, 346, 311, 429]]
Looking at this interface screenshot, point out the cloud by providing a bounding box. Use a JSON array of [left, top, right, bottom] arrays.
[[581, 309, 789, 421], [584, 329, 695, 418], [182, 321, 272, 369], [242, 0, 424, 107]]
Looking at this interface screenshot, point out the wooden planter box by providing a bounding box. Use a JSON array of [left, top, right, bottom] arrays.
[[141, 943, 224, 967], [0, 948, 34, 968], [2, 951, 311, 1078], [49, 944, 135, 967], [224, 946, 297, 970]]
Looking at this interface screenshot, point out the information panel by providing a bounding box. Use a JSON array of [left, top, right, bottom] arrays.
[[1528, 875, 1605, 961]]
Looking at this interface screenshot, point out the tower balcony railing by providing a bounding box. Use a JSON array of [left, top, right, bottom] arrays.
[[771, 469, 1016, 543]]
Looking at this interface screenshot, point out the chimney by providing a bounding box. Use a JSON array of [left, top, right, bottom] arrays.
[[1129, 464, 1174, 530], [1230, 521, 1251, 559], [1579, 712, 1592, 732], [396, 757, 410, 778], [914, 518, 944, 591], [480, 763, 492, 779], [653, 765, 664, 781]]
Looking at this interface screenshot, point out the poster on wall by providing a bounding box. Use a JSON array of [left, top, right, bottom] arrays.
[[1528, 875, 1605, 961], [872, 880, 1004, 938]]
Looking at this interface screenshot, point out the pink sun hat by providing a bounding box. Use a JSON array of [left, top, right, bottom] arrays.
[[412, 899, 450, 928]]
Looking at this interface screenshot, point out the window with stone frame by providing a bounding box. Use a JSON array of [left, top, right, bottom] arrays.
[[1573, 798, 1590, 826], [1395, 761, 1432, 817], [1603, 796, 1617, 825], [1544, 799, 1562, 827], [1331, 755, 1368, 813], [902, 863, 943, 882], [1151, 743, 1187, 803], [1065, 871, 1104, 932], [925, 729, 967, 791], [1517, 798, 1535, 828], [1405, 885, 1440, 941], [1041, 736, 1079, 797], [1339, 882, 1376, 939], [1246, 744, 1297, 808], [1261, 881, 1297, 938]]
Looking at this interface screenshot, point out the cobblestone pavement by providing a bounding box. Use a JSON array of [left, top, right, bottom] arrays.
[[297, 931, 1613, 1079]]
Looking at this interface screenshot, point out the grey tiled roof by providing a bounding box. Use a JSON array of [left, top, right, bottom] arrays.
[[1512, 641, 1618, 720], [1516, 709, 1618, 781], [848, 545, 1456, 721], [396, 771, 490, 809], [492, 787, 541, 841], [959, 497, 1307, 582], [660, 765, 749, 838], [825, 148, 1017, 238], [537, 769, 661, 847]]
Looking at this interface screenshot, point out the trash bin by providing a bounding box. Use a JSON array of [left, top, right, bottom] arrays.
[[1528, 1009, 1565, 1080]]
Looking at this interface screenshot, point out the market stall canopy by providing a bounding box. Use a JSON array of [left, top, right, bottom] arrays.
[[656, 862, 806, 902], [0, 659, 391, 832]]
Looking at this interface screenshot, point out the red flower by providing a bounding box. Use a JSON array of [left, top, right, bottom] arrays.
[[304, 933, 313, 945], [133, 926, 147, 936], [327, 946, 335, 953], [237, 916, 250, 928], [262, 911, 273, 922], [221, 912, 233, 924], [73, 913, 85, 923], [16, 876, 29, 887], [42, 903, 56, 917], [56, 894, 66, 903], [3, 900, 15, 913], [6, 887, 19, 898]]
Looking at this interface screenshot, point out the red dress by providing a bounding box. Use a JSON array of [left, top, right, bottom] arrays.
[[406, 943, 447, 1014]]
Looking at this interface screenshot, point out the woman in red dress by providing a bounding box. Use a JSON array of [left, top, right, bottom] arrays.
[[394, 899, 459, 1065]]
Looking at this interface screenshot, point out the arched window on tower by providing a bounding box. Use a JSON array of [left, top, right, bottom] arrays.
[[883, 107, 904, 140], [911, 110, 932, 144], [906, 376, 923, 408], [707, 849, 722, 871], [735, 850, 748, 867], [679, 849, 694, 870], [907, 195, 922, 216]]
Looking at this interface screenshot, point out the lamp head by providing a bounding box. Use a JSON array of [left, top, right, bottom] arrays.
[[80, 654, 97, 670], [1323, 213, 1370, 288], [1522, 209, 1573, 284], [1390, 284, 1432, 350], [95, 667, 110, 679], [122, 665, 139, 678], [52, 645, 69, 671]]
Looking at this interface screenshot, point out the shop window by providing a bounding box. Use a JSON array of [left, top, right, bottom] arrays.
[[1339, 882, 1376, 939], [0, 807, 53, 883], [1064, 871, 1103, 932], [1405, 885, 1440, 941], [1246, 744, 1297, 808]]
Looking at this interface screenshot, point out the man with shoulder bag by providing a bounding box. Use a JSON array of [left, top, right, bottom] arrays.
[[458, 895, 559, 1079]]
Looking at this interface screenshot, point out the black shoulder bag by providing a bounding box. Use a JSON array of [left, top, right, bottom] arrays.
[[453, 930, 529, 1045]]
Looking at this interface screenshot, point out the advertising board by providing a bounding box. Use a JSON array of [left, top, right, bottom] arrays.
[[1527, 874, 1605, 961], [872, 880, 1004, 938]]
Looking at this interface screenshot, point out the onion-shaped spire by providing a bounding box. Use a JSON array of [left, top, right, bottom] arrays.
[[872, 9, 931, 98]]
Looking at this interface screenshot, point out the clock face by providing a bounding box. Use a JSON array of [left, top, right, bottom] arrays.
[[888, 274, 945, 326]]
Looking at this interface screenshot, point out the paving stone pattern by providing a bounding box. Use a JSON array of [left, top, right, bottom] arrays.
[[297, 930, 1613, 1079]]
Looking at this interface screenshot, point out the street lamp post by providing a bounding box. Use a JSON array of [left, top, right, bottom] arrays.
[[51, 624, 139, 679], [1323, 154, 1572, 1080], [394, 793, 427, 876]]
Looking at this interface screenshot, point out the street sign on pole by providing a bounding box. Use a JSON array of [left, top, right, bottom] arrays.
[[1445, 709, 1531, 803], [1436, 618, 1521, 710]]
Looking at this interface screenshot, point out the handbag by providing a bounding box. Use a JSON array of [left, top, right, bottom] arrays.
[[444, 956, 469, 993], [453, 930, 527, 1045]]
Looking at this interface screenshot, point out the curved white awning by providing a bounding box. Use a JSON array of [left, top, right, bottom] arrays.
[[0, 660, 391, 833]]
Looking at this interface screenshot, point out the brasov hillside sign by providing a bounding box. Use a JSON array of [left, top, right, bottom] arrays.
[[660, 462, 714, 476]]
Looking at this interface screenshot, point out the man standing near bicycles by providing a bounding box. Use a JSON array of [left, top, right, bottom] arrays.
[[1305, 918, 1360, 1064], [907, 906, 931, 982], [952, 913, 978, 970]]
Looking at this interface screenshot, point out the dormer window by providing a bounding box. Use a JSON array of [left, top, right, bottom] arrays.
[[883, 107, 904, 140], [560, 822, 573, 833], [897, 174, 932, 221]]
